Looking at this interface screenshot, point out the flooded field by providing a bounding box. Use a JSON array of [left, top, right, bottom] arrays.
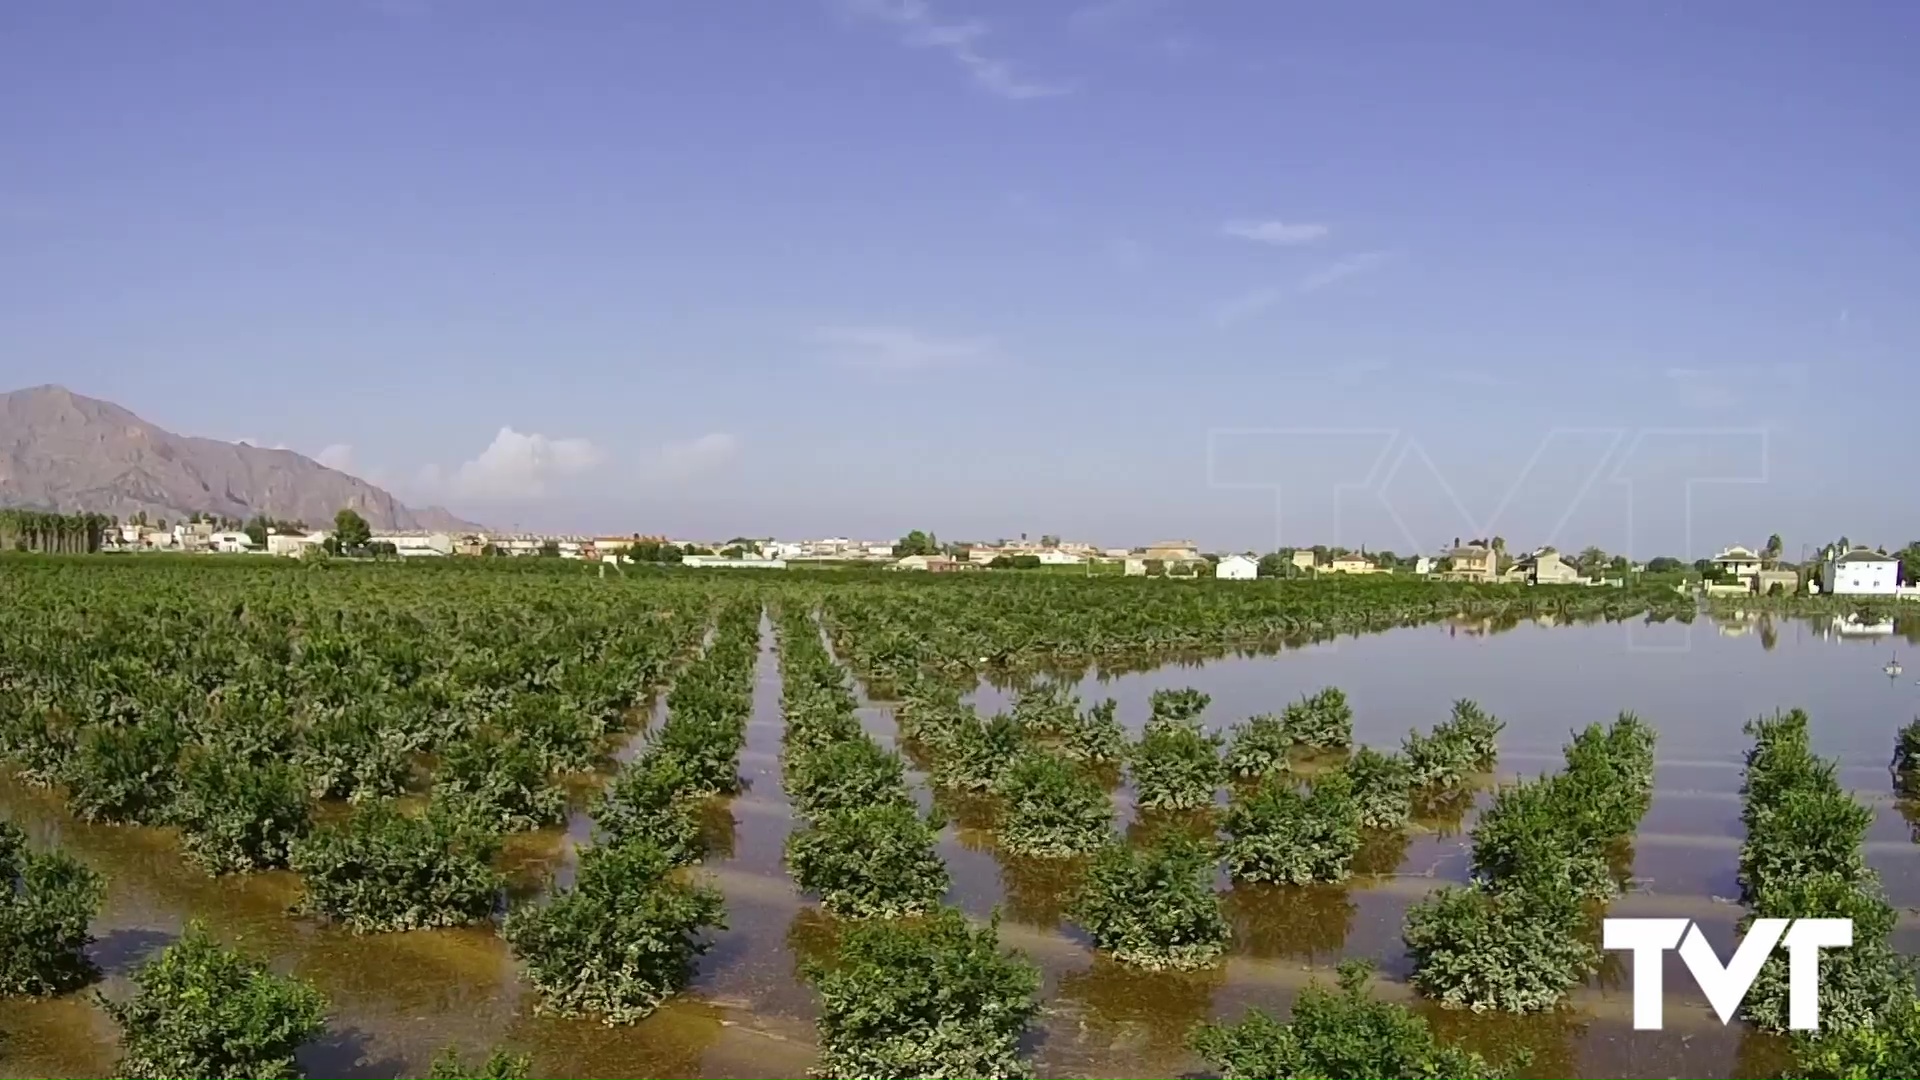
[[5, 608, 1920, 1078]]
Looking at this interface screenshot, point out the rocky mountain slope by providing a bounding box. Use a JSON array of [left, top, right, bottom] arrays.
[[0, 385, 481, 532]]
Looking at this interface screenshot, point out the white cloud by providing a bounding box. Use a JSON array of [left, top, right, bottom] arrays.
[[814, 324, 1000, 372], [643, 433, 742, 483], [1222, 219, 1330, 246], [447, 427, 606, 500], [1298, 251, 1394, 293], [841, 0, 1075, 100], [315, 443, 356, 472]]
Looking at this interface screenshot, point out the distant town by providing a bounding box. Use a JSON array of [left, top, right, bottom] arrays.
[[64, 511, 1920, 602]]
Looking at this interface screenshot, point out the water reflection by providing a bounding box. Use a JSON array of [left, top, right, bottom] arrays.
[[1053, 957, 1224, 1064], [1411, 786, 1478, 836], [930, 788, 998, 852], [1125, 807, 1218, 847], [1221, 882, 1354, 962], [1418, 1003, 1585, 1080], [1352, 829, 1414, 877], [993, 851, 1088, 930]]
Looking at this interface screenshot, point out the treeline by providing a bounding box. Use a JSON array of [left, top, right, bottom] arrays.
[[0, 509, 111, 554]]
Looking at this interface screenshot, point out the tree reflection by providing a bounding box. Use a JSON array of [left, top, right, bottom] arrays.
[[783, 904, 841, 979], [1351, 829, 1413, 877], [1412, 786, 1478, 836], [699, 800, 737, 862], [1415, 1001, 1585, 1079], [1221, 882, 1354, 962], [1055, 956, 1223, 1060], [993, 851, 1087, 930], [1126, 807, 1218, 848], [930, 788, 999, 853]]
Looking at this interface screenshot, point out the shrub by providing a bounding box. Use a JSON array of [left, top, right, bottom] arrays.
[[1558, 713, 1655, 840], [994, 752, 1113, 858], [1740, 871, 1913, 1036], [1895, 717, 1920, 797], [1344, 746, 1413, 831], [786, 735, 913, 822], [1009, 683, 1077, 736], [171, 751, 311, 874], [1469, 776, 1612, 901], [289, 801, 502, 933], [1285, 688, 1353, 750], [932, 712, 1025, 792], [1061, 698, 1127, 765], [1403, 885, 1595, 1014], [429, 730, 566, 833], [786, 804, 949, 919], [1222, 773, 1362, 885], [1402, 724, 1475, 790], [1443, 699, 1504, 766], [101, 921, 328, 1080], [65, 720, 182, 824], [647, 711, 745, 796], [503, 837, 724, 1024], [803, 907, 1040, 1080], [427, 1046, 532, 1079], [1224, 714, 1294, 780], [0, 820, 105, 996], [1739, 783, 1874, 902], [1146, 688, 1211, 734], [1071, 836, 1229, 970], [1131, 723, 1225, 812], [1190, 960, 1504, 1079], [1788, 989, 1920, 1079], [593, 754, 705, 864], [295, 705, 415, 804]]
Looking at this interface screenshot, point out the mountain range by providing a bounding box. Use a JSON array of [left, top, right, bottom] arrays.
[[0, 385, 481, 532]]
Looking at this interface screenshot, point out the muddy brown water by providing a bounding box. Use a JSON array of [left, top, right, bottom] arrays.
[[4, 610, 1919, 1078]]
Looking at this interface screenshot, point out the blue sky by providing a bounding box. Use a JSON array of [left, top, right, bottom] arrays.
[[3, 1, 1914, 555]]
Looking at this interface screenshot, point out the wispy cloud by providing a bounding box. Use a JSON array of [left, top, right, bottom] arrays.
[[814, 325, 1001, 372], [841, 0, 1075, 100], [642, 433, 742, 483], [1298, 251, 1394, 293], [1212, 286, 1286, 327], [1068, 0, 1169, 34], [315, 443, 357, 472], [1221, 219, 1330, 246]]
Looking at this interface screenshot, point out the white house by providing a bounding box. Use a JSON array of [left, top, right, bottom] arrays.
[[1123, 558, 1147, 576], [1822, 548, 1899, 596], [1413, 556, 1433, 576], [1035, 549, 1086, 566], [682, 554, 787, 569], [266, 530, 330, 557], [1711, 545, 1765, 582], [1215, 553, 1259, 581], [208, 531, 254, 554], [370, 532, 454, 557]]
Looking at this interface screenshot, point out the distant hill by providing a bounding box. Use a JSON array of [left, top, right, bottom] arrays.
[[0, 384, 482, 533]]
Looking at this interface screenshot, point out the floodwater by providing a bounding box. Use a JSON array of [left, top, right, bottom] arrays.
[[4, 610, 1920, 1078]]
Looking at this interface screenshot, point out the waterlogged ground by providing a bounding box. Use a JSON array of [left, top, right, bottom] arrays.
[[5, 610, 1920, 1078]]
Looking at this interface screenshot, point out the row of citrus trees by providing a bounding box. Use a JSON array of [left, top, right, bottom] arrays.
[[0, 559, 739, 1078], [814, 573, 1693, 687]]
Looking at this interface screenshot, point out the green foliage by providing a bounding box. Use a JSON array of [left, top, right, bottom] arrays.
[[503, 837, 725, 1024], [1131, 721, 1225, 812], [786, 804, 949, 919], [429, 730, 566, 833], [803, 907, 1041, 1080], [1224, 714, 1294, 780], [1008, 683, 1077, 736], [1788, 989, 1920, 1079], [1283, 688, 1353, 750], [1060, 698, 1127, 764], [1442, 699, 1504, 765], [295, 705, 415, 803], [993, 751, 1113, 858], [1071, 836, 1229, 970], [1737, 708, 1913, 1036], [1222, 773, 1362, 885], [333, 508, 373, 550], [786, 735, 913, 822], [593, 754, 706, 865], [66, 719, 182, 824], [171, 750, 311, 874], [289, 801, 502, 933], [1469, 776, 1612, 901], [932, 712, 1025, 792], [1402, 885, 1595, 1014], [426, 1045, 532, 1079], [1894, 717, 1920, 797], [1401, 724, 1474, 790], [1344, 746, 1413, 831], [0, 820, 105, 996], [1190, 960, 1505, 1080], [102, 921, 328, 1080], [1146, 687, 1211, 733]]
